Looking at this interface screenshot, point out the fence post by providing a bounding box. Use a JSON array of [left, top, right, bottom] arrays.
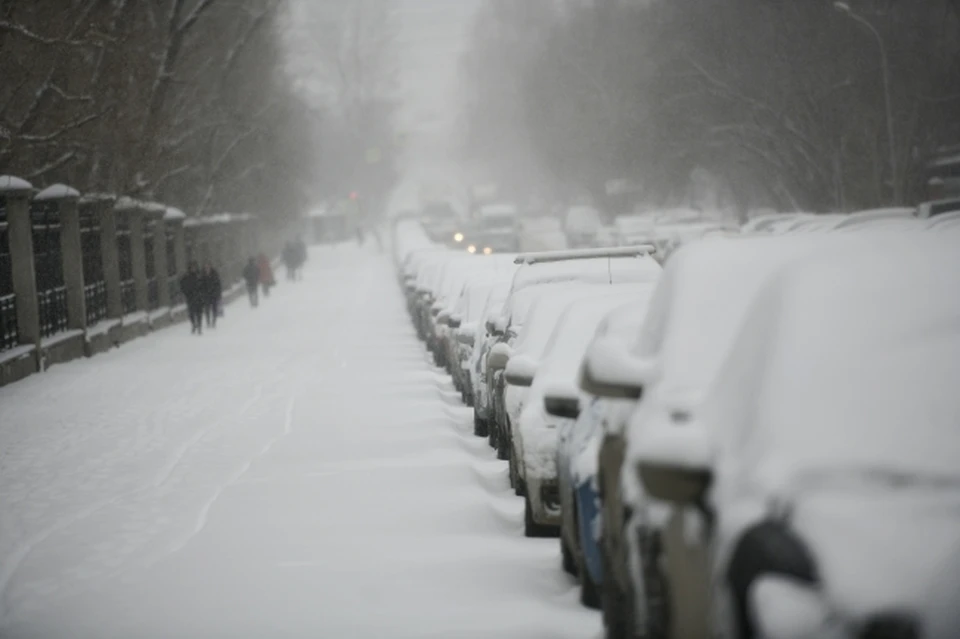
[[154, 217, 171, 308], [0, 176, 40, 356], [96, 195, 123, 319], [121, 201, 149, 312], [38, 184, 85, 331]]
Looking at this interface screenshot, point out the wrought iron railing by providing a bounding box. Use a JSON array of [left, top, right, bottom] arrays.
[[0, 294, 18, 351], [84, 281, 108, 325], [37, 286, 69, 338], [120, 279, 136, 315], [147, 278, 159, 310]]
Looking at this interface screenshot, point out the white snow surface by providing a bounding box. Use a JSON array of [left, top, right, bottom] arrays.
[[34, 184, 80, 201], [0, 244, 599, 638], [0, 175, 32, 193]]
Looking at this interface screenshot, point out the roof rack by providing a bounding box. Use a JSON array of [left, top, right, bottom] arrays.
[[513, 245, 655, 265]]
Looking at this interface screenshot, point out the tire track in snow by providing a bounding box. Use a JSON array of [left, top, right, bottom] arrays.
[[164, 394, 297, 556], [0, 384, 269, 621]]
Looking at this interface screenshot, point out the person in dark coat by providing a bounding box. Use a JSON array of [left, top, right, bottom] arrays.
[[180, 261, 204, 334], [294, 237, 307, 277], [282, 241, 297, 281], [243, 257, 260, 307], [201, 262, 222, 328]]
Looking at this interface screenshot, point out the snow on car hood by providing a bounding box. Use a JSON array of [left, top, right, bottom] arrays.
[[790, 484, 960, 628]]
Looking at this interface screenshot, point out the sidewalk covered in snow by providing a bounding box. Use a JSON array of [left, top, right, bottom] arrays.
[[0, 244, 598, 638]]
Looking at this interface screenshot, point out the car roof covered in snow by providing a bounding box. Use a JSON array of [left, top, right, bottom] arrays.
[[633, 234, 865, 396], [513, 283, 650, 362], [509, 251, 660, 297], [701, 232, 960, 488], [533, 291, 652, 396]]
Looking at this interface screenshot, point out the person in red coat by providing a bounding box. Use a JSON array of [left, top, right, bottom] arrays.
[[257, 253, 275, 297]]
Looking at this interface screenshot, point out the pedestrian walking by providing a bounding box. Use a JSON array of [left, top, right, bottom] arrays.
[[201, 262, 222, 328], [293, 237, 307, 279], [180, 261, 205, 334], [282, 241, 297, 281], [257, 253, 275, 297], [243, 257, 260, 307]]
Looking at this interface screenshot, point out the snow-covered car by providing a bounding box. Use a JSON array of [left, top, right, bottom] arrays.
[[631, 233, 960, 639], [466, 279, 515, 436], [423, 254, 484, 365], [472, 247, 657, 444], [483, 280, 590, 457], [564, 205, 604, 248], [556, 299, 652, 610], [498, 283, 650, 491], [441, 260, 518, 397], [580, 233, 865, 639], [514, 290, 648, 538]]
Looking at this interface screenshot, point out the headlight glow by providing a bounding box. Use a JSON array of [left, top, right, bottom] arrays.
[[467, 245, 477, 254], [454, 232, 464, 242], [483, 247, 493, 255]]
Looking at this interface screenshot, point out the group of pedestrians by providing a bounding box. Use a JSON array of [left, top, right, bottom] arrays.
[[180, 261, 222, 335], [178, 244, 305, 334], [243, 253, 276, 308], [282, 238, 308, 281]]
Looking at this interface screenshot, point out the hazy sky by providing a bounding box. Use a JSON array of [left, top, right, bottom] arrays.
[[394, 0, 480, 182]]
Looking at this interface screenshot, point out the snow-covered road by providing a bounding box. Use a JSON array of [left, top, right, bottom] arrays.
[[0, 244, 600, 639]]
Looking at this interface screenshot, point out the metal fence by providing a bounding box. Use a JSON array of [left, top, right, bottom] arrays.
[[84, 281, 108, 325], [0, 294, 17, 351], [145, 221, 158, 310], [37, 286, 69, 337], [32, 201, 69, 336], [120, 279, 136, 315], [79, 205, 107, 324]]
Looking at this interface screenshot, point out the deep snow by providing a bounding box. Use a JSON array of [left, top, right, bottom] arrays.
[[0, 243, 599, 639]]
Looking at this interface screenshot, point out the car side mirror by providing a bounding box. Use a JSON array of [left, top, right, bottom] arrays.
[[503, 354, 537, 387], [543, 384, 580, 419], [485, 313, 504, 337], [635, 424, 712, 505], [487, 342, 512, 371], [579, 337, 658, 400]]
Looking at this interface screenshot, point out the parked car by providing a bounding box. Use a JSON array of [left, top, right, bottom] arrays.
[[484, 247, 661, 455], [580, 233, 864, 639], [497, 283, 653, 488], [557, 299, 653, 609], [513, 290, 649, 538], [631, 233, 960, 639]]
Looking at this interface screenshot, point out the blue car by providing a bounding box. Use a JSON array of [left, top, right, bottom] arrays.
[[557, 395, 608, 608], [556, 299, 653, 610]]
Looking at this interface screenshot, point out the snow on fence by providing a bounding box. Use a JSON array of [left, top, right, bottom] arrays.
[[0, 175, 270, 387]]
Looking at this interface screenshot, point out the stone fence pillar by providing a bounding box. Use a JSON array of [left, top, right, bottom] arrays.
[[36, 184, 84, 331], [94, 195, 123, 319], [0, 175, 40, 351]]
